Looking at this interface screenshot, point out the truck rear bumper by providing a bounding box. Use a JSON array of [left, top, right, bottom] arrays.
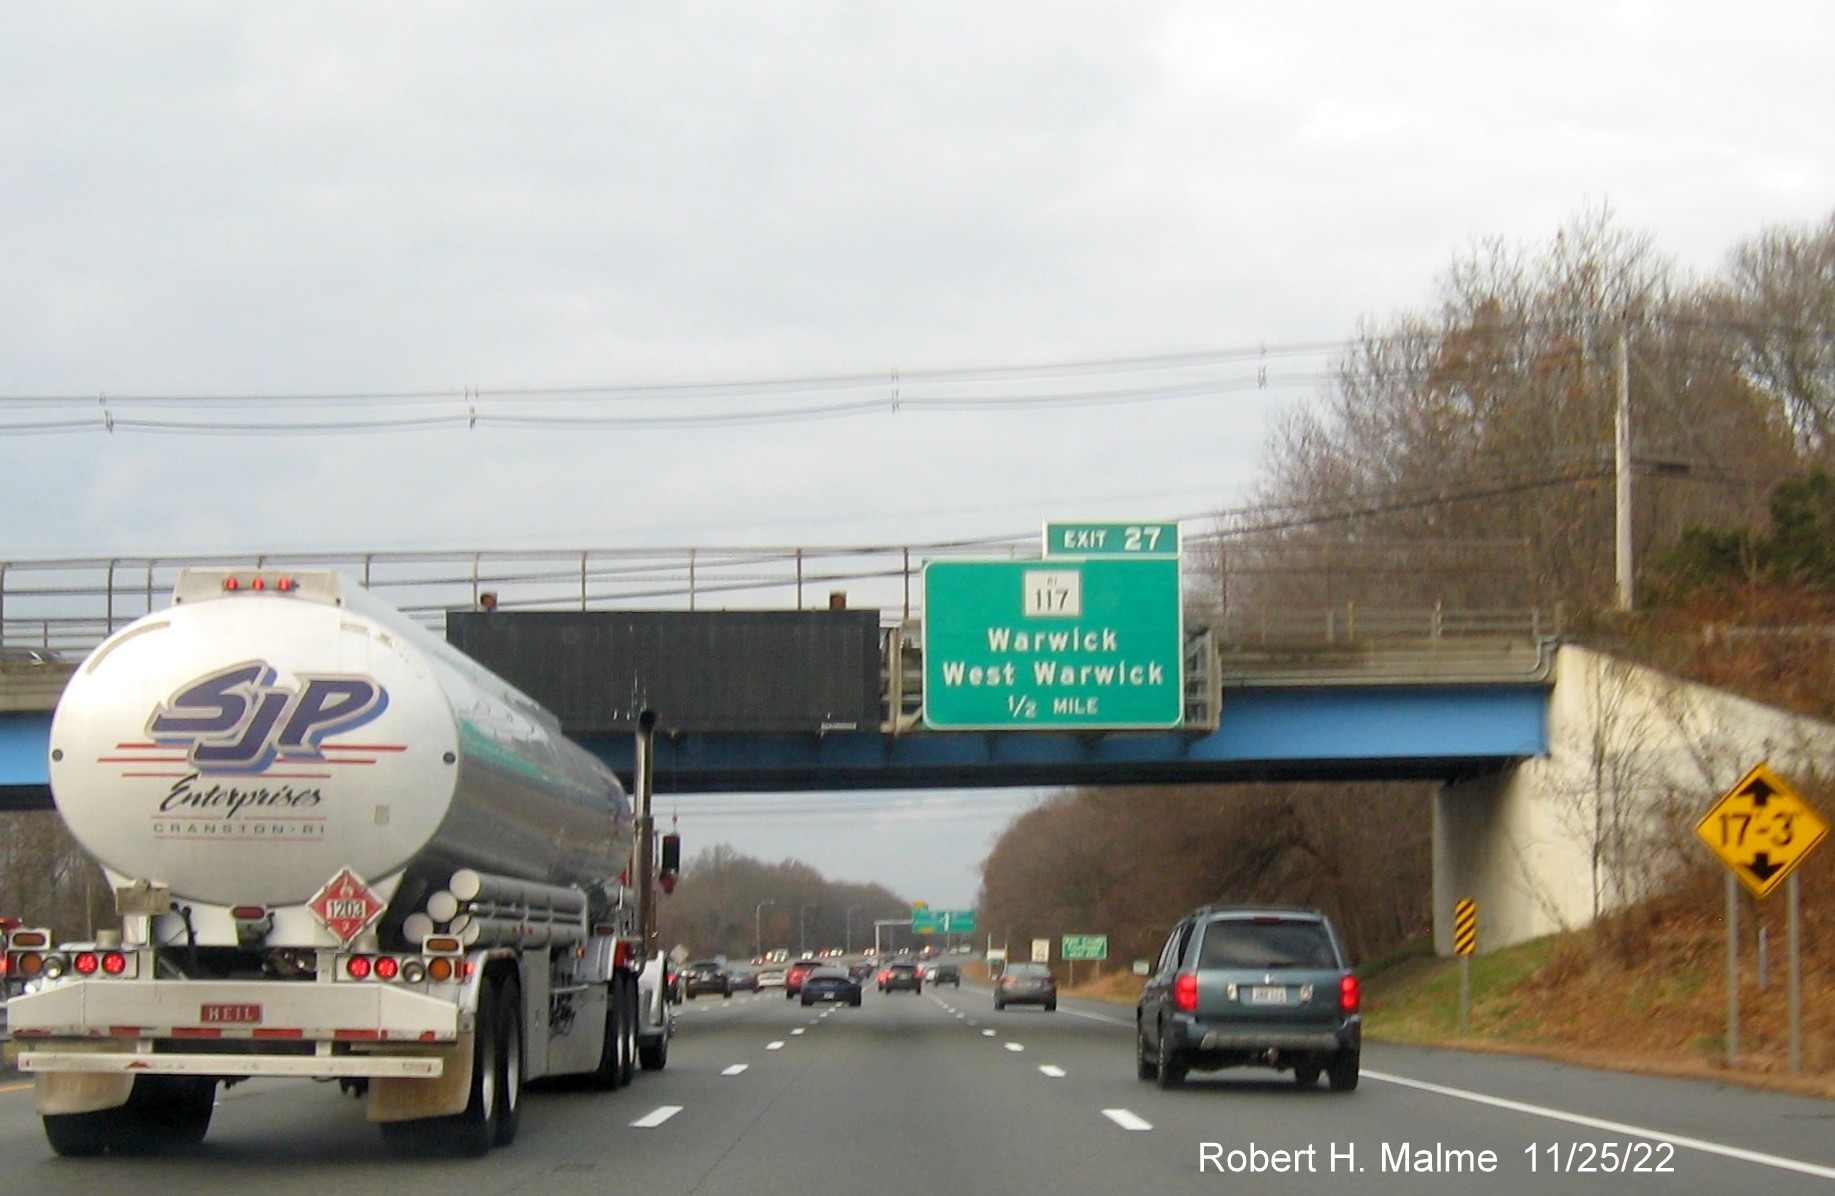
[[8, 976, 463, 1043], [18, 1049, 443, 1078]]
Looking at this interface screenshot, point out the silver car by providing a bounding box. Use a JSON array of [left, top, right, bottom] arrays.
[[993, 962, 1056, 1011]]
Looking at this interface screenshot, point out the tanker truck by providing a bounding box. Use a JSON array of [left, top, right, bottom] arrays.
[[3, 568, 672, 1157]]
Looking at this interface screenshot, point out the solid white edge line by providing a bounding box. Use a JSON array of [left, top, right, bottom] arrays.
[[1365, 1070, 1835, 1181], [1103, 1108, 1152, 1132], [631, 1105, 683, 1129]]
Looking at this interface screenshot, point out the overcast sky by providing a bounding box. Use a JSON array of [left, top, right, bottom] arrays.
[[4, 3, 1833, 910]]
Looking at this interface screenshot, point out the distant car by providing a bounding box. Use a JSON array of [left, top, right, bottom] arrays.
[[994, 962, 1056, 1011], [846, 961, 875, 983], [1135, 905, 1361, 1091], [755, 968, 786, 990], [729, 967, 760, 992], [799, 966, 863, 1007], [682, 959, 732, 999], [879, 961, 922, 993], [930, 964, 961, 986], [784, 958, 826, 999]]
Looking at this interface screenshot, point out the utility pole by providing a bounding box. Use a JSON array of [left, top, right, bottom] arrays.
[[1615, 324, 1634, 612]]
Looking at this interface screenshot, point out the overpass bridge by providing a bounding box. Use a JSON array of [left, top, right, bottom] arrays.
[[0, 545, 1556, 804], [0, 546, 1650, 957], [9, 552, 1834, 958]]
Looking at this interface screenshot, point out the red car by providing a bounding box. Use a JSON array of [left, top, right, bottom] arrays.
[[784, 958, 826, 999]]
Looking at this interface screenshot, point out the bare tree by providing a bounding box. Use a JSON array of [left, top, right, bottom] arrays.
[[1720, 213, 1835, 462], [1229, 206, 1789, 620]]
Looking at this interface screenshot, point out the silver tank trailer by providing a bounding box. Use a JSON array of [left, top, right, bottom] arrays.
[[46, 570, 634, 948]]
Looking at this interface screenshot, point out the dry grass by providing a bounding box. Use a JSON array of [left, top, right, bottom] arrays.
[[1059, 859, 1835, 1100]]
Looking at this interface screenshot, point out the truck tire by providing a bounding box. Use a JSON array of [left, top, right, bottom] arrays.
[[452, 981, 501, 1154], [41, 1075, 216, 1156], [493, 977, 524, 1147], [638, 1028, 668, 1071], [591, 977, 628, 1089], [385, 984, 499, 1157], [137, 1075, 217, 1146], [378, 975, 502, 1151], [637, 971, 668, 1070], [621, 973, 640, 1085], [43, 1111, 115, 1157]]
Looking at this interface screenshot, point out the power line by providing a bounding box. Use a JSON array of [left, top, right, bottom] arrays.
[[0, 315, 1809, 437]]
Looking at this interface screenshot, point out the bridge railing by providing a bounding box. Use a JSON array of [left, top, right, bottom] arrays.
[[0, 543, 1038, 655], [1, 553, 1558, 713]]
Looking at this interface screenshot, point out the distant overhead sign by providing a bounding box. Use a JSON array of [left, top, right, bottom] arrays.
[[1696, 763, 1829, 899], [911, 908, 976, 934]]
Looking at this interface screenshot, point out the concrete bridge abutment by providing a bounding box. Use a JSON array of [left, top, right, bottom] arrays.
[[1434, 643, 1835, 955]]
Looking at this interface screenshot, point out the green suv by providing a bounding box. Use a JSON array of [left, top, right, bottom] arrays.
[[1135, 905, 1361, 1091]]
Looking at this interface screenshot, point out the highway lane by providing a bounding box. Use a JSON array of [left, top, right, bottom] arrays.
[[4, 983, 1834, 1194]]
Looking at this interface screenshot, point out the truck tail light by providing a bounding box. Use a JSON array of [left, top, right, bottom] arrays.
[[1340, 974, 1360, 1013], [1173, 973, 1198, 1013]]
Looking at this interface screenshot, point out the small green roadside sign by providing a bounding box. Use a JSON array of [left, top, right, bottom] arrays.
[[1061, 934, 1108, 961], [922, 556, 1183, 729]]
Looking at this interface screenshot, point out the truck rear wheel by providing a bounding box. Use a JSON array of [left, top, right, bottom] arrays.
[[43, 1111, 116, 1157], [620, 972, 640, 1084], [591, 975, 630, 1089], [451, 981, 500, 1154], [493, 977, 525, 1147], [384, 984, 499, 1156], [41, 1075, 216, 1156]]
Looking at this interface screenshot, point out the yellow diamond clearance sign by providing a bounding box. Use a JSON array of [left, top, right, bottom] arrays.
[[1695, 763, 1829, 899]]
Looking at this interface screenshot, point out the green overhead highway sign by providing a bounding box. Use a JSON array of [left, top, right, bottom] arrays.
[[1044, 521, 1179, 558], [911, 908, 977, 934], [922, 557, 1183, 729]]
